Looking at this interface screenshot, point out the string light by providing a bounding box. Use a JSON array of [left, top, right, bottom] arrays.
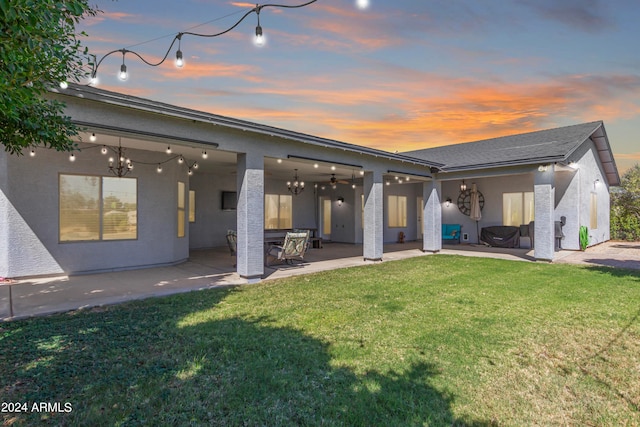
[[117, 49, 129, 81], [30, 148, 36, 157], [89, 0, 367, 84], [90, 133, 97, 142], [69, 153, 76, 162], [254, 8, 265, 47], [175, 34, 184, 67], [202, 150, 208, 159]]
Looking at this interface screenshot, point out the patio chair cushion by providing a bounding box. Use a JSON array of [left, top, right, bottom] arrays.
[[267, 231, 309, 265], [442, 224, 461, 243]]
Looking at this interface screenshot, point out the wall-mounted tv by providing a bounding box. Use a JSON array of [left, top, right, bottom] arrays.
[[221, 191, 237, 211]]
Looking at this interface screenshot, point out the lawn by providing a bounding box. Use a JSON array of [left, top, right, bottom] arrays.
[[1, 255, 639, 426]]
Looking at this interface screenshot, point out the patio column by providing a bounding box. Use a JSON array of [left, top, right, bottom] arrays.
[[236, 152, 264, 282], [534, 164, 555, 261], [423, 179, 442, 253], [363, 170, 384, 261]]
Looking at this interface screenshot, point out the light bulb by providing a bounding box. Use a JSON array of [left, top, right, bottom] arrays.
[[101, 146, 107, 155], [188, 169, 193, 176], [355, 0, 370, 9], [175, 50, 184, 68], [30, 148, 36, 157], [193, 162, 198, 169], [254, 25, 264, 46], [59, 81, 68, 89], [166, 146, 172, 154], [90, 133, 97, 142], [157, 164, 163, 173], [90, 75, 99, 86], [202, 151, 208, 159], [69, 153, 76, 162], [119, 64, 128, 81], [178, 156, 184, 164]]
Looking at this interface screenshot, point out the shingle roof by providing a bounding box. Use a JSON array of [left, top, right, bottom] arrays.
[[405, 121, 601, 169]]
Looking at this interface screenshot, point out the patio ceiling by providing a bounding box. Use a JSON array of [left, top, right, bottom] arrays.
[[76, 130, 430, 185]]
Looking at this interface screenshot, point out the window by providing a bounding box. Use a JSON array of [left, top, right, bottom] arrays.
[[189, 190, 196, 223], [323, 198, 331, 236], [361, 194, 365, 229], [265, 194, 292, 229], [60, 174, 137, 242], [388, 195, 407, 227], [503, 192, 534, 226], [590, 192, 598, 229], [178, 181, 185, 238]]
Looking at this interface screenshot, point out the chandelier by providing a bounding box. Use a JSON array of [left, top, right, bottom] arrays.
[[108, 141, 133, 177], [287, 169, 305, 195]]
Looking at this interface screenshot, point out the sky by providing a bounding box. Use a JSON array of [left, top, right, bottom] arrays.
[[76, 0, 640, 175]]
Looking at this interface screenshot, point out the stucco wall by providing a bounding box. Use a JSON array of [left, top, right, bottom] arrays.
[[571, 139, 610, 247], [382, 182, 422, 243], [0, 144, 189, 277]]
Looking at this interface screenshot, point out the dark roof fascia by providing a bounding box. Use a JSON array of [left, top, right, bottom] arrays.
[[588, 122, 621, 186], [438, 155, 568, 173], [54, 84, 443, 169]]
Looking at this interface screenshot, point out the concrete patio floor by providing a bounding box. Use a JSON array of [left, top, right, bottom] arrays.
[[1, 241, 638, 321]]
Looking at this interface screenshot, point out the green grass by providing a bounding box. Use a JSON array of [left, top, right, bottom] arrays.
[[1, 255, 639, 426]]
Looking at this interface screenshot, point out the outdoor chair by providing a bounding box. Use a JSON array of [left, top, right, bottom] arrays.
[[266, 231, 309, 266], [226, 230, 237, 267]]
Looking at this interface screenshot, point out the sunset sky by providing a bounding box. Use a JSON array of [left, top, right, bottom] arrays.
[[77, 0, 640, 175]]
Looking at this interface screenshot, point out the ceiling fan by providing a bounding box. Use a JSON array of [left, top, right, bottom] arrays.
[[320, 173, 349, 186]]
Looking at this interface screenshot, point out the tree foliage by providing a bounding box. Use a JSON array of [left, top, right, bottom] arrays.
[[0, 0, 98, 155], [611, 164, 640, 241]]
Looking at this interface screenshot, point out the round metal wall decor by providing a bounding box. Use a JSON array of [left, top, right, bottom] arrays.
[[457, 189, 485, 216]]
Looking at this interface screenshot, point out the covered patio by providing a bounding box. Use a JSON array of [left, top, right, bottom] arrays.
[[1, 241, 550, 320]]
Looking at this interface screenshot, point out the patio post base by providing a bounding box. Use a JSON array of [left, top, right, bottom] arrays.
[[240, 274, 262, 284], [364, 257, 383, 262]]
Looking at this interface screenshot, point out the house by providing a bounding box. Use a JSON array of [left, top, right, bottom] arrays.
[[0, 84, 620, 280], [406, 121, 620, 256]]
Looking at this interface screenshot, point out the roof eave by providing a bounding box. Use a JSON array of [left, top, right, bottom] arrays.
[[53, 84, 442, 169]]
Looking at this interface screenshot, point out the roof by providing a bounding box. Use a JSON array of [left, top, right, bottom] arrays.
[[404, 121, 620, 185], [55, 84, 442, 170]]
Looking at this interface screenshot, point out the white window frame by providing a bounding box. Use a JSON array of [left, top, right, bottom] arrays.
[[502, 191, 534, 226], [265, 194, 293, 229], [388, 195, 407, 228]]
